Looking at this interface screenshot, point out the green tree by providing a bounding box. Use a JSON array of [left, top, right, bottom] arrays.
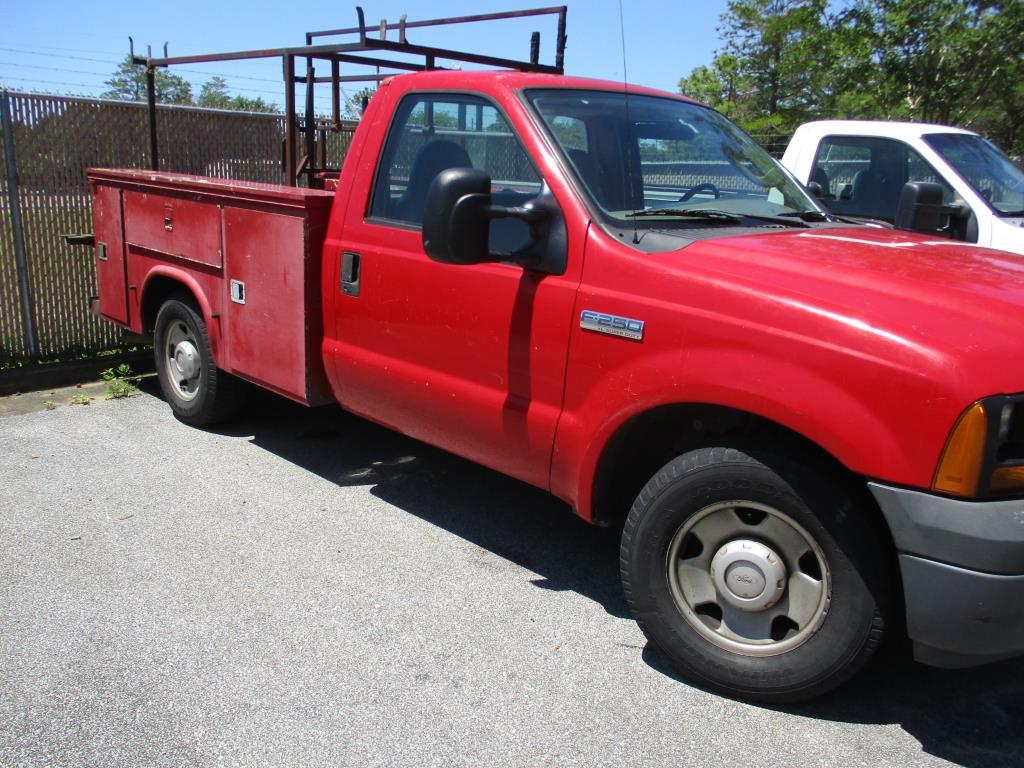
[[718, 0, 828, 121], [678, 0, 828, 140], [229, 95, 277, 112], [680, 0, 1024, 157], [678, 53, 749, 121], [198, 76, 232, 108], [343, 87, 376, 119], [102, 56, 192, 104], [196, 77, 277, 112], [837, 2, 1024, 134], [974, 79, 1024, 161]]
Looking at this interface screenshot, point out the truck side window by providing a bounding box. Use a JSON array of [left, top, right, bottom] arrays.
[[812, 136, 954, 222], [369, 93, 543, 253]]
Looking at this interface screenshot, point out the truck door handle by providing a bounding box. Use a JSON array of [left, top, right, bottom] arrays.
[[341, 251, 360, 297]]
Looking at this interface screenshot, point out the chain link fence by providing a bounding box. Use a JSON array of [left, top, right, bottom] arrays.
[[0, 89, 356, 368], [749, 135, 793, 160]]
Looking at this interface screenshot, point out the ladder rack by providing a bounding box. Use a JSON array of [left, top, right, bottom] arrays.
[[130, 5, 568, 186]]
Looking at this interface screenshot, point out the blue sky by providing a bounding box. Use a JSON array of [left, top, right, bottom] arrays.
[[0, 1, 728, 109]]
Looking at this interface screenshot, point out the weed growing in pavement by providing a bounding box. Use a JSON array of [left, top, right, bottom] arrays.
[[43, 400, 56, 411], [69, 393, 92, 406], [102, 363, 139, 399]]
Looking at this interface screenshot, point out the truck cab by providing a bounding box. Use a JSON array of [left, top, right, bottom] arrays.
[[781, 120, 1024, 255]]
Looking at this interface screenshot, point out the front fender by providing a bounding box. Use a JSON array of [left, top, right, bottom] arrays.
[[551, 343, 957, 522]]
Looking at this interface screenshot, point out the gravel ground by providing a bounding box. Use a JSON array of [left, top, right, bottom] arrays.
[[1, 383, 1022, 768]]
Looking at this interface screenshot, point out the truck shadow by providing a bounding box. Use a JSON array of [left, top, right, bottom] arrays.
[[187, 384, 629, 619], [643, 640, 1024, 767], [795, 655, 1024, 768], [155, 383, 1024, 766]]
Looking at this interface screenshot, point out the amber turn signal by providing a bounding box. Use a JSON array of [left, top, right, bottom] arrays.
[[933, 402, 988, 497]]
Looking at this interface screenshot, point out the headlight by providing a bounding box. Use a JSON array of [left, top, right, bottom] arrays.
[[933, 396, 1024, 498]]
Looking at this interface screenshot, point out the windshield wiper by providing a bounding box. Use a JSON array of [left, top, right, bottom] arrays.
[[626, 208, 741, 223], [728, 211, 810, 228], [779, 210, 832, 223], [627, 208, 811, 228]]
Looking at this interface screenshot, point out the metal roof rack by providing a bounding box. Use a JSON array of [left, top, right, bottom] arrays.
[[131, 5, 568, 186]]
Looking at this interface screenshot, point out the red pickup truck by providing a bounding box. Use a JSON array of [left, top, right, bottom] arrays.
[[87, 14, 1024, 704]]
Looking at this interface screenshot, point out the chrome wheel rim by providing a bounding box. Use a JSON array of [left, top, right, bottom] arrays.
[[164, 321, 202, 402], [667, 500, 831, 657]]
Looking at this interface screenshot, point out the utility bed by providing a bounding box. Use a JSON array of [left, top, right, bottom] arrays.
[[87, 168, 336, 405]]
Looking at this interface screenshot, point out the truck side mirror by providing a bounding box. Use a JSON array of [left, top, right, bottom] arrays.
[[422, 167, 493, 266], [421, 167, 566, 274], [894, 181, 969, 237]]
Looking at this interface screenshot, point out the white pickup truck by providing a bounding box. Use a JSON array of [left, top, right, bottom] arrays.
[[781, 120, 1024, 255]]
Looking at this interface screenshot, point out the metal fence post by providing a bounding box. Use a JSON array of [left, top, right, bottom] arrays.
[[0, 88, 38, 357], [146, 67, 159, 170]]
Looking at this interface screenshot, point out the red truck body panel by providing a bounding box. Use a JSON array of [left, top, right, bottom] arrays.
[[320, 71, 592, 490], [124, 190, 224, 270], [551, 223, 1024, 517], [87, 71, 1024, 524], [91, 183, 130, 325], [87, 169, 335, 406]]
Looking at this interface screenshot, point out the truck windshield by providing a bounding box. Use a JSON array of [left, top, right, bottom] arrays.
[[525, 88, 821, 226], [923, 133, 1024, 217]]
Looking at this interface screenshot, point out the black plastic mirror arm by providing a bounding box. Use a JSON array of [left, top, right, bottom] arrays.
[[486, 203, 549, 225], [504, 182, 567, 275]]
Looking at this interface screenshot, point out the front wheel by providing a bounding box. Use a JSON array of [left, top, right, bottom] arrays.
[[620, 446, 890, 703], [153, 295, 247, 426]]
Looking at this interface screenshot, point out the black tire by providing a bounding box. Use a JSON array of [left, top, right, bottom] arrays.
[[620, 446, 890, 704], [153, 295, 248, 426]]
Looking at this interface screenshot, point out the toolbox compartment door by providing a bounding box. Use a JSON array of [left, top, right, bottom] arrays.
[[91, 184, 129, 324], [123, 191, 222, 268], [223, 206, 310, 400]]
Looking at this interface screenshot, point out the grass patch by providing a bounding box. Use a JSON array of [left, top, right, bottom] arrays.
[[0, 345, 151, 371], [69, 392, 92, 406]]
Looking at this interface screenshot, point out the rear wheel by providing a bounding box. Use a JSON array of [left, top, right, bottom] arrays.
[[153, 295, 247, 426], [620, 446, 890, 703]]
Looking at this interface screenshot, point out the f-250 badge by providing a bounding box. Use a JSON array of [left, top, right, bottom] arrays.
[[580, 310, 645, 341]]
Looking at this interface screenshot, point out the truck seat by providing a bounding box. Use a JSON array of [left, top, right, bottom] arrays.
[[852, 168, 902, 221], [394, 140, 472, 222]]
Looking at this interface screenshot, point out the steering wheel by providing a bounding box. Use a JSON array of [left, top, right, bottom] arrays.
[[678, 182, 721, 202]]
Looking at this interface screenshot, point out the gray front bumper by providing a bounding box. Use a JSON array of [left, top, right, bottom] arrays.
[[869, 483, 1024, 668]]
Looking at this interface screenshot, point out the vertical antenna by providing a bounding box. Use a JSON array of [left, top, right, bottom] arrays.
[[618, 0, 640, 244]]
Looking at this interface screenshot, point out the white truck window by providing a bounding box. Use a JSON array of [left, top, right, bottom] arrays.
[[812, 136, 953, 222], [923, 133, 1024, 217]]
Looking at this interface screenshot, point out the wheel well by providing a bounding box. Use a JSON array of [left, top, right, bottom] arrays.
[[590, 403, 880, 532], [140, 276, 199, 333]]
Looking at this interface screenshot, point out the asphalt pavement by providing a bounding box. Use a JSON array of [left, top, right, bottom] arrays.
[[2, 382, 1022, 768]]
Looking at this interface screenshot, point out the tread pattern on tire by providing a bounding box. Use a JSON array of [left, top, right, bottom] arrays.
[[620, 446, 888, 704], [155, 294, 247, 427]]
